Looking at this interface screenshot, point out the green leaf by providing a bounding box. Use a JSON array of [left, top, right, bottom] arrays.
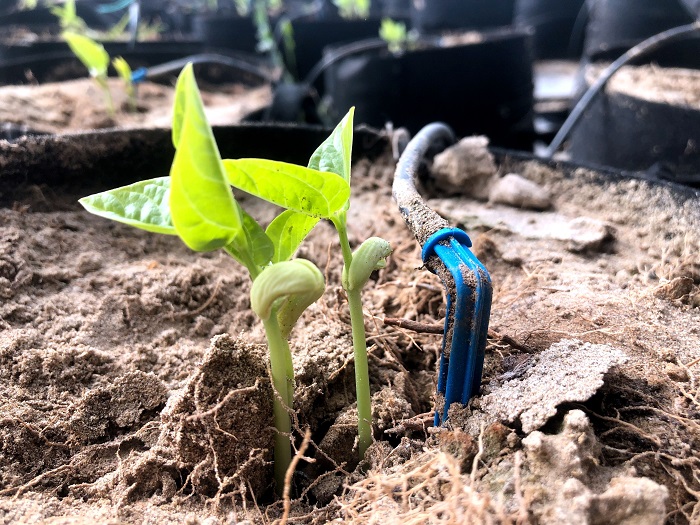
[[63, 31, 109, 78], [79, 177, 176, 235], [266, 210, 320, 263], [223, 158, 350, 218], [112, 56, 132, 85], [169, 63, 243, 252], [308, 107, 354, 184], [242, 208, 274, 267]]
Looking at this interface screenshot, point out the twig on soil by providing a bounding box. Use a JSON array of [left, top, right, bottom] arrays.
[[382, 317, 537, 354], [384, 412, 434, 434], [186, 379, 261, 422], [172, 278, 222, 318], [277, 428, 313, 525], [470, 423, 486, 486], [1, 464, 73, 498]]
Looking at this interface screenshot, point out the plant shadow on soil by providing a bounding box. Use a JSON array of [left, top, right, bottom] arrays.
[[0, 146, 699, 523]]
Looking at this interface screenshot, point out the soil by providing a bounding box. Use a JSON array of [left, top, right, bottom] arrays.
[[0, 77, 271, 134], [586, 63, 700, 109], [1, 127, 700, 524]]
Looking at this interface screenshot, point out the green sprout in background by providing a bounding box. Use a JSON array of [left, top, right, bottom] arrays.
[[111, 56, 137, 112], [62, 31, 114, 115], [50, 0, 87, 32], [225, 109, 392, 458], [79, 64, 355, 493], [333, 0, 370, 19], [379, 18, 410, 54]]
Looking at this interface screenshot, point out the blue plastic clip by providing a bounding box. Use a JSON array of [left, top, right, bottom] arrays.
[[422, 228, 492, 425], [131, 67, 148, 84]]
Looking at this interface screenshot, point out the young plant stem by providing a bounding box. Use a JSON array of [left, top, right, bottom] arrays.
[[262, 312, 294, 494], [335, 218, 373, 458], [96, 77, 115, 117]]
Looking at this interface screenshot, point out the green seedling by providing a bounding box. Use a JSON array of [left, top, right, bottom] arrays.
[[62, 31, 114, 116], [333, 0, 370, 19], [225, 108, 392, 458], [79, 64, 351, 494], [112, 56, 137, 112], [379, 18, 409, 54], [50, 0, 87, 32]]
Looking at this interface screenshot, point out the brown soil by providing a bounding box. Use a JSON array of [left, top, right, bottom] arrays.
[[0, 77, 271, 134], [1, 133, 699, 525], [586, 63, 700, 109]]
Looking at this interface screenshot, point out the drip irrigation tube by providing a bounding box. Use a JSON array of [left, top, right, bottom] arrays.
[[131, 53, 277, 84], [393, 123, 493, 424]]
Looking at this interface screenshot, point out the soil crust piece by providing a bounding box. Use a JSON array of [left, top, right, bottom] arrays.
[[1, 146, 699, 523]]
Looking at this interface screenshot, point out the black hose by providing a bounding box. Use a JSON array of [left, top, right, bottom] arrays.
[[392, 122, 455, 249], [140, 53, 277, 83], [544, 21, 700, 158]]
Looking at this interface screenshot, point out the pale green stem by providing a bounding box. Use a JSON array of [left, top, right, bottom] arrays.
[[333, 217, 373, 458], [96, 76, 114, 117], [262, 313, 294, 494]]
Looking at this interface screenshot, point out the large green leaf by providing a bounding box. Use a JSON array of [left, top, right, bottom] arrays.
[[79, 177, 176, 235], [266, 210, 320, 263], [63, 32, 109, 78], [308, 107, 354, 184], [223, 158, 350, 218], [171, 62, 188, 148], [169, 63, 243, 252]]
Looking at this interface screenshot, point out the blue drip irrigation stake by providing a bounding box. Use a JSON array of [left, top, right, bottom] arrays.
[[422, 228, 492, 425]]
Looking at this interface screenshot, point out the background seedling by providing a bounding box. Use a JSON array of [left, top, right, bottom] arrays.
[[333, 0, 370, 19], [225, 108, 392, 458], [79, 64, 350, 493], [62, 31, 114, 116], [112, 56, 137, 112], [379, 18, 411, 54]]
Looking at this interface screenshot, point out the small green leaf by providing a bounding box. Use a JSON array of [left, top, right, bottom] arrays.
[[112, 56, 132, 85], [250, 259, 325, 326], [308, 107, 354, 185], [242, 209, 274, 267], [343, 237, 392, 291], [79, 177, 176, 235], [266, 210, 320, 263], [63, 31, 109, 78], [223, 159, 350, 218], [169, 64, 243, 252]]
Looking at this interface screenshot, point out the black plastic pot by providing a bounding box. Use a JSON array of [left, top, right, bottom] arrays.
[[0, 40, 205, 85], [0, 124, 387, 206], [284, 18, 383, 83], [191, 14, 259, 54], [514, 0, 586, 59], [410, 0, 515, 33], [324, 29, 534, 149], [567, 71, 700, 183], [584, 0, 700, 66]]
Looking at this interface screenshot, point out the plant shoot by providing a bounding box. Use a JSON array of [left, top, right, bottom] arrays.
[[225, 108, 392, 458], [79, 63, 350, 493]]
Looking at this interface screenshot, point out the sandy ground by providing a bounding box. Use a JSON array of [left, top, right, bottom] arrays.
[[0, 126, 699, 524]]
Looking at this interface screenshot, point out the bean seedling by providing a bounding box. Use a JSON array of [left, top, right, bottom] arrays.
[[62, 31, 114, 116], [225, 109, 392, 458], [112, 56, 137, 112], [79, 63, 351, 493], [333, 0, 371, 19]]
